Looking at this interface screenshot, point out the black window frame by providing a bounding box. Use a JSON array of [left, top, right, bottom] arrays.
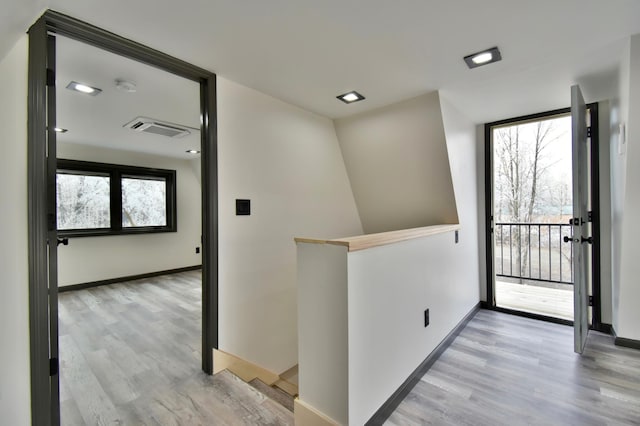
[[56, 159, 177, 237]]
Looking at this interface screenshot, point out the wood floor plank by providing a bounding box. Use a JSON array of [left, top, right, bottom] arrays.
[[386, 310, 640, 426], [59, 334, 121, 426], [59, 398, 86, 426], [84, 348, 140, 405]]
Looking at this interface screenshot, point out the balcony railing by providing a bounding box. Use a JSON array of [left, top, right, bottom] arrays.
[[495, 222, 573, 285]]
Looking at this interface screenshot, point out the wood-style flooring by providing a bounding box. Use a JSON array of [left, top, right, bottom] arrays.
[[386, 310, 640, 426], [61, 274, 639, 425], [58, 271, 293, 425]]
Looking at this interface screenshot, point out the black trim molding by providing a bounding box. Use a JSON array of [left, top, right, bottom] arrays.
[[613, 328, 640, 350], [27, 16, 53, 426], [615, 337, 640, 350], [484, 104, 602, 328], [486, 305, 573, 327], [44, 10, 212, 80], [484, 123, 494, 306], [485, 305, 614, 334], [365, 303, 481, 426], [58, 265, 202, 293], [594, 322, 613, 335], [28, 10, 218, 426]]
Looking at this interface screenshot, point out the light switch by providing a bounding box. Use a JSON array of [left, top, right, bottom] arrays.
[[236, 199, 251, 215]]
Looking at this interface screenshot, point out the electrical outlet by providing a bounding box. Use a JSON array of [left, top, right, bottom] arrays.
[[195, 247, 200, 254], [424, 309, 430, 327]]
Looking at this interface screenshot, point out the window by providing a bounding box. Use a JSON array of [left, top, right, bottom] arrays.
[[56, 159, 176, 237], [122, 176, 167, 227], [57, 172, 111, 230]]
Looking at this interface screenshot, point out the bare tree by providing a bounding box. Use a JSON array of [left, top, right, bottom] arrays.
[[494, 120, 561, 281], [57, 174, 111, 230]]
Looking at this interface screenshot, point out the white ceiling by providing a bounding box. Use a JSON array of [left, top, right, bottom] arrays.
[[56, 36, 201, 159], [2, 0, 640, 125]]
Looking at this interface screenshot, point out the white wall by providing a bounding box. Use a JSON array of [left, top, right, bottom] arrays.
[[56, 143, 202, 286], [346, 92, 480, 423], [439, 94, 481, 304], [610, 40, 630, 331], [597, 101, 613, 325], [296, 92, 482, 425], [217, 77, 362, 373], [334, 92, 459, 234], [610, 45, 627, 330], [297, 243, 348, 425], [616, 34, 640, 340], [348, 230, 479, 425], [297, 229, 480, 425], [0, 35, 31, 426]]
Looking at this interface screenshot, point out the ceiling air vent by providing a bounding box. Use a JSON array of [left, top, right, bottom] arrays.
[[123, 117, 193, 138]]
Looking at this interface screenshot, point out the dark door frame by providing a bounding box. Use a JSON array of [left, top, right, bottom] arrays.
[[27, 10, 218, 426], [483, 104, 604, 330]]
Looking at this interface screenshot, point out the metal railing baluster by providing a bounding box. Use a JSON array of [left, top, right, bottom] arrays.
[[500, 224, 504, 276], [494, 222, 573, 285], [538, 224, 541, 279], [528, 225, 531, 279], [548, 225, 552, 281], [559, 227, 562, 283], [509, 224, 513, 277]]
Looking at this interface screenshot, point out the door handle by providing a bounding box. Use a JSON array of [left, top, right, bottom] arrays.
[[563, 235, 593, 244], [56, 238, 69, 247]]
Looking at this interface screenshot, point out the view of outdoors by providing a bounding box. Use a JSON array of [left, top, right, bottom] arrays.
[[57, 173, 111, 230], [122, 177, 167, 227], [493, 114, 574, 320], [56, 173, 167, 230]]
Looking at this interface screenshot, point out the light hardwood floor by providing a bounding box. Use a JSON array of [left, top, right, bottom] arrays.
[[61, 275, 639, 425], [58, 271, 293, 425], [386, 310, 640, 426]]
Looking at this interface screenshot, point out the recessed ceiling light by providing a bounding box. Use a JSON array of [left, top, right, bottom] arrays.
[[53, 127, 68, 133], [186, 149, 200, 154], [337, 91, 365, 104], [66, 81, 102, 96], [464, 47, 502, 69], [472, 52, 493, 64]]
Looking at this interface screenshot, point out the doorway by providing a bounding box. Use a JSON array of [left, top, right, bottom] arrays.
[[484, 105, 601, 327], [27, 10, 218, 426], [54, 34, 205, 424]]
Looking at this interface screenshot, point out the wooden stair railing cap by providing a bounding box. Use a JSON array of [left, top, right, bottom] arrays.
[[294, 223, 460, 252]]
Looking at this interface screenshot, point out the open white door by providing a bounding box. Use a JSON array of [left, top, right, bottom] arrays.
[[571, 85, 590, 354]]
